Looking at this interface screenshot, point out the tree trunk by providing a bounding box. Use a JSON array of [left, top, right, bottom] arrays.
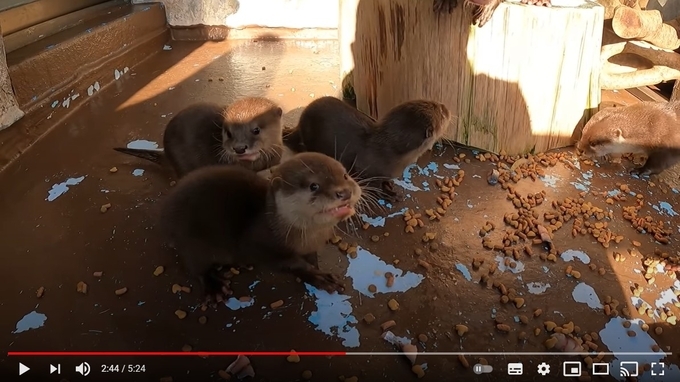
[[347, 0, 605, 155]]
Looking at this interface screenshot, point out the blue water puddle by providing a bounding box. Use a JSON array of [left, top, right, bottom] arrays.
[[494, 255, 525, 274], [455, 263, 472, 281], [540, 174, 560, 188], [607, 189, 621, 197], [46, 175, 86, 201], [225, 297, 255, 311], [443, 163, 460, 170], [655, 288, 679, 309], [126, 139, 159, 150], [570, 170, 593, 192], [359, 207, 408, 228], [572, 282, 602, 309], [305, 284, 359, 347], [248, 280, 260, 291], [346, 247, 424, 297], [650, 201, 678, 217], [393, 162, 439, 191], [526, 282, 551, 294], [377, 199, 393, 209], [132, 169, 145, 177], [600, 316, 680, 381], [560, 249, 591, 264], [13, 306, 47, 334]]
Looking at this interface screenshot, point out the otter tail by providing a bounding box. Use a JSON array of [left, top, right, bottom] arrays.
[[282, 128, 306, 153], [113, 147, 165, 164]]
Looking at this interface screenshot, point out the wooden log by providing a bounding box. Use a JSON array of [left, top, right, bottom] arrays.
[[349, 0, 604, 155], [600, 40, 680, 89], [612, 7, 680, 50], [0, 24, 24, 132]]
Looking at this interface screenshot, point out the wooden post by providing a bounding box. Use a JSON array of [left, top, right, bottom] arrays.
[[348, 0, 605, 155], [0, 23, 24, 131]]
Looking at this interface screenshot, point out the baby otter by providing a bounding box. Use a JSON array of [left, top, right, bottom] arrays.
[[576, 101, 680, 177], [114, 97, 284, 178], [283, 96, 450, 202], [433, 0, 551, 28], [160, 152, 363, 300]]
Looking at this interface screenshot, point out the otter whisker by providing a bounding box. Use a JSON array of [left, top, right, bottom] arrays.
[[298, 159, 315, 174]]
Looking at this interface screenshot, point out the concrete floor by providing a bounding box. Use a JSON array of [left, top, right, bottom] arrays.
[[1, 39, 680, 382]]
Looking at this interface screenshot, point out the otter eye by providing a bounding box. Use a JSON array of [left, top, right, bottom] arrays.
[[252, 127, 261, 135], [225, 130, 232, 139], [309, 183, 319, 192]]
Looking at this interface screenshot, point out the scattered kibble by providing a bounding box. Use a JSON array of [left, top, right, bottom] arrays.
[[115, 287, 128, 296], [301, 370, 312, 380], [387, 299, 400, 311], [109, 167, 118, 173], [198, 316, 207, 324], [270, 300, 284, 309], [93, 271, 103, 277], [100, 203, 112, 213], [175, 310, 187, 319], [153, 266, 164, 276], [363, 313, 375, 324], [286, 350, 300, 363], [36, 287, 45, 298], [77, 281, 88, 294]]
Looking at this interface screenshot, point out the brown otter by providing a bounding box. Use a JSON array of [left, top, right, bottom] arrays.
[[434, 0, 552, 28], [113, 97, 284, 178], [576, 101, 680, 177], [160, 152, 363, 300], [283, 96, 450, 202]]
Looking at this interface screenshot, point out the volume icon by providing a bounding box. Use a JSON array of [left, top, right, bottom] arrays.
[[75, 362, 91, 376]]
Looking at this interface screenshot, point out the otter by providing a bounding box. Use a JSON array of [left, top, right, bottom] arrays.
[[283, 96, 450, 202], [113, 97, 284, 178], [433, 0, 552, 28], [576, 101, 680, 177], [160, 152, 363, 300]]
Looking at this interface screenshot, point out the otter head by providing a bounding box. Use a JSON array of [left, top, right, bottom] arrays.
[[270, 152, 363, 228], [576, 113, 630, 158], [378, 100, 451, 155], [222, 97, 283, 163]]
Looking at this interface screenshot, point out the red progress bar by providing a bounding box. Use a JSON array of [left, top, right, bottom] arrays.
[[8, 351, 346, 357]]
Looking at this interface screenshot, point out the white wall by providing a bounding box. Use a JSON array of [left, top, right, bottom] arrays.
[[132, 0, 339, 29]]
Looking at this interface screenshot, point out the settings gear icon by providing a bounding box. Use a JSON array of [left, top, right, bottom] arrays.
[[537, 362, 551, 376]]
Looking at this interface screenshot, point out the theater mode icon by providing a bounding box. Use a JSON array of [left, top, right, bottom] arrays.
[[508, 362, 523, 375]]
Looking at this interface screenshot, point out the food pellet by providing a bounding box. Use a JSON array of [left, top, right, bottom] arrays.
[[371, 235, 380, 242], [77, 281, 88, 294], [381, 320, 396, 331], [153, 266, 164, 276], [100, 203, 112, 213], [455, 324, 469, 336], [36, 287, 45, 298], [411, 364, 425, 378], [418, 334, 428, 342], [198, 316, 207, 324], [93, 271, 103, 277], [109, 167, 118, 173], [458, 354, 469, 368], [270, 300, 284, 309], [175, 310, 187, 319], [497, 324, 511, 332], [655, 327, 663, 335], [368, 284, 377, 293], [171, 284, 182, 293], [301, 370, 313, 379], [115, 287, 128, 296], [182, 344, 192, 352], [286, 351, 300, 363], [363, 313, 375, 324], [388, 299, 400, 311]]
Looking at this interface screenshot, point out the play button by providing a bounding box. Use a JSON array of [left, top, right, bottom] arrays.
[[18, 363, 30, 375]]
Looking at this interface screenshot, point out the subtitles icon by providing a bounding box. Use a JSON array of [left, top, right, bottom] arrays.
[[508, 362, 523, 375], [651, 362, 665, 376], [619, 361, 639, 377], [75, 362, 91, 376], [592, 362, 610, 376], [563, 361, 582, 377]]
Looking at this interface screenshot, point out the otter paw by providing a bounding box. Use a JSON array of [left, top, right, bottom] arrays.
[[304, 271, 345, 294], [433, 0, 458, 13], [380, 180, 404, 203], [629, 168, 652, 178]]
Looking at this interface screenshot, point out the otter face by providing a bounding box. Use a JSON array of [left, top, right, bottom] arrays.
[[577, 119, 630, 158], [271, 152, 363, 228], [222, 97, 283, 163]]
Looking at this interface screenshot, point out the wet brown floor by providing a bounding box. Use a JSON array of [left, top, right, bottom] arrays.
[[1, 39, 679, 382]]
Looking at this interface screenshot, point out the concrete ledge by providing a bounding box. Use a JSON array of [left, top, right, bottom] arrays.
[[0, 3, 169, 170], [0, 30, 24, 132]]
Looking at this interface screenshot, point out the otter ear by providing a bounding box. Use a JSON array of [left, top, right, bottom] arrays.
[[426, 127, 433, 139], [274, 107, 283, 117], [270, 175, 282, 190]]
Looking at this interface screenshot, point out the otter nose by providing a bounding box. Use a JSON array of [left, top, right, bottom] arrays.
[[233, 145, 248, 154], [335, 188, 351, 201]]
